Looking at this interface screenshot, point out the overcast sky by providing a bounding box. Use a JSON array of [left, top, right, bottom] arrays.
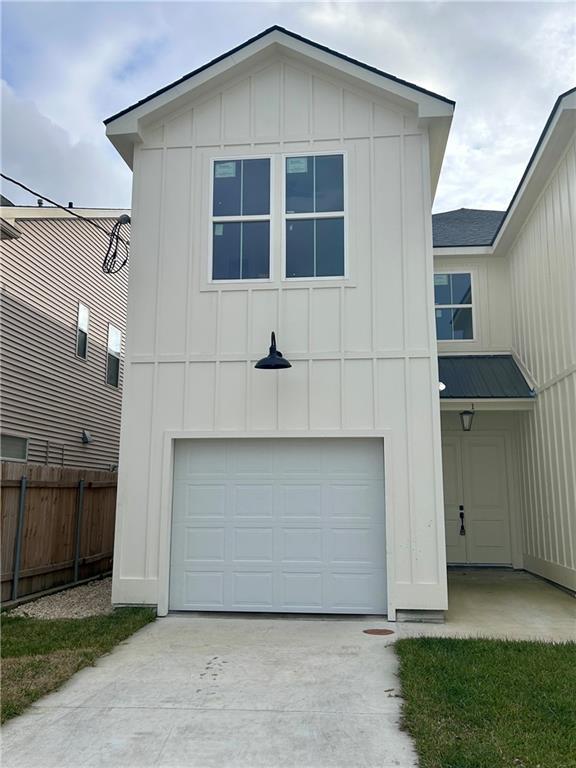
[[2, 1, 574, 212]]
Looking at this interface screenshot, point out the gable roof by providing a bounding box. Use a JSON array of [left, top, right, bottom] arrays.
[[432, 208, 505, 247], [105, 26, 454, 195], [438, 355, 534, 399], [104, 25, 454, 127]]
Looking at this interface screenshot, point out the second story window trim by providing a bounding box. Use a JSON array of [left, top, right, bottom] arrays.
[[209, 156, 273, 283], [434, 271, 475, 342], [76, 301, 89, 359], [283, 151, 347, 281]]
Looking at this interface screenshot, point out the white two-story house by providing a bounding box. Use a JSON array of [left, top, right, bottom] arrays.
[[105, 26, 575, 617]]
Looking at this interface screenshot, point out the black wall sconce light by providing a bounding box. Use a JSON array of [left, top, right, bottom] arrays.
[[459, 408, 475, 432], [255, 332, 291, 370]]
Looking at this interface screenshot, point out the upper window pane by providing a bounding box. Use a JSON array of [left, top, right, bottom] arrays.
[[315, 155, 344, 212], [76, 303, 89, 358], [213, 159, 270, 217], [108, 325, 121, 356], [285, 155, 344, 214], [242, 159, 270, 215], [451, 273, 472, 304], [434, 273, 472, 305], [286, 156, 314, 213]]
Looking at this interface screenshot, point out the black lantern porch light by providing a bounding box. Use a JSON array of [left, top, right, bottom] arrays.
[[459, 408, 475, 432], [255, 332, 291, 370]]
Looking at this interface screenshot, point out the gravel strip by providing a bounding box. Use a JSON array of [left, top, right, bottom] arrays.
[[10, 578, 113, 620]]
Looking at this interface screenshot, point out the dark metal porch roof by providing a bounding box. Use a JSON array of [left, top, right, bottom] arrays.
[[438, 355, 535, 399]]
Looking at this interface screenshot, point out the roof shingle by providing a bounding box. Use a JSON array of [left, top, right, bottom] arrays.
[[432, 208, 505, 247]]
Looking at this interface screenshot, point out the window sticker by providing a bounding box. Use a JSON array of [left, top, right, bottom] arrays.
[[214, 224, 224, 236], [287, 157, 308, 174], [434, 274, 449, 286], [436, 309, 443, 318], [215, 161, 237, 178]]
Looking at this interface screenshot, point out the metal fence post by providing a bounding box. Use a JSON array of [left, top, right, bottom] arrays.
[[11, 476, 27, 601], [73, 479, 85, 583]]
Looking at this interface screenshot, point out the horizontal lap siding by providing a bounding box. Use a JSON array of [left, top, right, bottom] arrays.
[[509, 135, 576, 589], [1, 218, 128, 469]]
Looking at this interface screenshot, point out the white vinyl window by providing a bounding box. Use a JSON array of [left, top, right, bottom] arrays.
[[284, 154, 345, 279], [211, 158, 271, 281], [0, 434, 28, 462], [106, 324, 122, 387], [434, 272, 474, 340], [76, 302, 89, 358]]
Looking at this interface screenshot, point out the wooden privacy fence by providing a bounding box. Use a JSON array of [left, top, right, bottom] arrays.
[[1, 463, 117, 603]]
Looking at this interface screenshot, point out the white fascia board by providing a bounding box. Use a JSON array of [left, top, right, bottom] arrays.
[[493, 90, 576, 257], [440, 398, 535, 411], [106, 30, 454, 170], [433, 245, 493, 258]]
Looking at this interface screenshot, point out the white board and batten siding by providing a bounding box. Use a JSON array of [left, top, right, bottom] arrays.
[[508, 133, 576, 591], [113, 54, 447, 615]]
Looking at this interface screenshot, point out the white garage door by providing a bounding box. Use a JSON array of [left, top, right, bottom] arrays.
[[169, 438, 386, 614]]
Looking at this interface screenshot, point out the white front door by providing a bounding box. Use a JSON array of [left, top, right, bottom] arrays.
[[442, 434, 512, 565], [170, 438, 387, 613]]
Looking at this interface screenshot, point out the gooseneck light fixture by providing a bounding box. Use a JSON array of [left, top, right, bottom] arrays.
[[459, 408, 475, 432], [255, 332, 291, 370]]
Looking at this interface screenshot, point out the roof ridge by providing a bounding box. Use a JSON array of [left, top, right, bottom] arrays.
[[104, 25, 454, 125]]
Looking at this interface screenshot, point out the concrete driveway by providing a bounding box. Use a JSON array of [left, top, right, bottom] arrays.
[[1, 616, 417, 768]]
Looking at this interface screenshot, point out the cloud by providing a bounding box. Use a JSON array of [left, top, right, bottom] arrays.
[[1, 81, 131, 207], [2, 1, 574, 212]]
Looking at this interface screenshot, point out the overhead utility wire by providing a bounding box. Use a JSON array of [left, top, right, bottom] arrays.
[[1, 172, 131, 274]]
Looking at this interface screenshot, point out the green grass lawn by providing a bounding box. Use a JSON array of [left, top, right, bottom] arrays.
[[396, 637, 576, 768], [1, 608, 155, 723]]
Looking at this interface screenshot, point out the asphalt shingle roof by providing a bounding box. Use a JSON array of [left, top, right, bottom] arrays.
[[432, 208, 506, 248], [438, 355, 535, 399]]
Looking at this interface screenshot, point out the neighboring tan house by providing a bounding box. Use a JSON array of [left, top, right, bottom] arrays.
[[0, 203, 129, 470], [105, 26, 575, 618]]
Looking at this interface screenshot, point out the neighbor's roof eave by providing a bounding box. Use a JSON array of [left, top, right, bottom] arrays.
[[103, 25, 455, 127]]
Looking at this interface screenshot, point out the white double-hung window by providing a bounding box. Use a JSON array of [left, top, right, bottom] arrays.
[[434, 272, 474, 340], [284, 154, 345, 278], [211, 158, 271, 281]]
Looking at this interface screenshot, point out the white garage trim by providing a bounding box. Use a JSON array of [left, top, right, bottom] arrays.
[[157, 430, 396, 618]]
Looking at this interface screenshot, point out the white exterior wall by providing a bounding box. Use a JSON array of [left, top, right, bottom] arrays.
[[508, 134, 576, 590], [434, 255, 513, 354], [112, 56, 447, 614]]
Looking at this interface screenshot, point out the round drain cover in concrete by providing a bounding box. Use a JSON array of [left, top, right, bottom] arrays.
[[363, 628, 394, 636]]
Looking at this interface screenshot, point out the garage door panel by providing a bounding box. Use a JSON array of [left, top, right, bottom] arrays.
[[170, 439, 386, 613], [233, 485, 274, 516]]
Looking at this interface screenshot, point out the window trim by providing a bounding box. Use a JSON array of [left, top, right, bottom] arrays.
[[0, 433, 29, 462], [75, 301, 90, 360], [282, 150, 348, 282], [434, 270, 475, 342], [105, 323, 122, 388], [208, 155, 274, 284]]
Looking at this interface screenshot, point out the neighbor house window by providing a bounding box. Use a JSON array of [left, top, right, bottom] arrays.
[[434, 273, 473, 340], [211, 158, 271, 280], [106, 324, 122, 387], [76, 302, 89, 358], [0, 434, 28, 462], [285, 154, 345, 278]]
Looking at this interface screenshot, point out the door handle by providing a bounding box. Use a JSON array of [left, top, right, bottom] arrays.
[[459, 505, 466, 536]]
